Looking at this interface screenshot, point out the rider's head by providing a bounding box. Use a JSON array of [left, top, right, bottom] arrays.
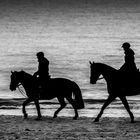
[[36, 52, 44, 60], [122, 42, 130, 50]]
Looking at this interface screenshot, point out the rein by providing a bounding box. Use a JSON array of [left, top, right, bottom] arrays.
[[17, 84, 27, 98]]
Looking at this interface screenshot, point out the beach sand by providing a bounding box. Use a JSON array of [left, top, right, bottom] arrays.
[[0, 116, 140, 140]]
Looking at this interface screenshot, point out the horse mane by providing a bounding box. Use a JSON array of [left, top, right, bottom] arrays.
[[19, 70, 34, 82], [21, 70, 32, 77], [96, 62, 117, 72]]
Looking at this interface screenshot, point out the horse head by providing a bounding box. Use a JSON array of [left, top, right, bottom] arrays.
[[10, 71, 22, 91], [89, 61, 101, 84]]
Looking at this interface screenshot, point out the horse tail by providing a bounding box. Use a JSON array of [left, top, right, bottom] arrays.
[[72, 82, 84, 109]]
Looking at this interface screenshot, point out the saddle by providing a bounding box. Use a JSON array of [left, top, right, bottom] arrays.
[[34, 75, 51, 89]]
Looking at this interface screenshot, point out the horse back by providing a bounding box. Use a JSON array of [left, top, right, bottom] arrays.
[[39, 78, 75, 99], [49, 78, 74, 90]]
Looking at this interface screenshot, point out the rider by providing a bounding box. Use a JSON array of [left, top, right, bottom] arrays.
[[119, 42, 138, 86], [33, 52, 50, 88]]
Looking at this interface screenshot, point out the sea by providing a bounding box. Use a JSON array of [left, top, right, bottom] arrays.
[[1, 0, 140, 118]]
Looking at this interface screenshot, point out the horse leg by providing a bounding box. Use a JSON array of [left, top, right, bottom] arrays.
[[34, 99, 42, 120], [22, 98, 32, 119], [53, 97, 66, 118], [94, 95, 116, 122], [119, 96, 134, 123], [66, 96, 78, 120]]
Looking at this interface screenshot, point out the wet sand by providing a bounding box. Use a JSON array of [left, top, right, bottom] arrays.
[[0, 116, 140, 140]]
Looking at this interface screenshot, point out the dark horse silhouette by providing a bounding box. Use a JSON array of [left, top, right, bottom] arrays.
[[10, 70, 84, 120], [90, 61, 140, 123]]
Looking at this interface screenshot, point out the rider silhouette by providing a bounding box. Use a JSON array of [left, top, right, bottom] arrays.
[[33, 52, 50, 88], [119, 42, 138, 86]]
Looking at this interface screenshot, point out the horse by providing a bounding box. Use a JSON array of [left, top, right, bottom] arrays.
[[90, 61, 140, 123], [10, 70, 84, 120]]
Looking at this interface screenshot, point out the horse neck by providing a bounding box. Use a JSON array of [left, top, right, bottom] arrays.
[[98, 63, 117, 82], [20, 72, 33, 89]]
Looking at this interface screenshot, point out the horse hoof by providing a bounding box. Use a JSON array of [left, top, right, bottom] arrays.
[[94, 118, 99, 122], [73, 116, 78, 120], [131, 120, 135, 123], [35, 117, 42, 121], [24, 114, 28, 119], [53, 115, 57, 118], [35, 115, 42, 121]]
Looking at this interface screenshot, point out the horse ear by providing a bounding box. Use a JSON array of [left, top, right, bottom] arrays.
[[89, 61, 92, 65], [89, 61, 94, 65]]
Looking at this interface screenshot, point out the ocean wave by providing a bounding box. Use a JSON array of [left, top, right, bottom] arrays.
[[0, 105, 18, 109], [0, 98, 139, 107]]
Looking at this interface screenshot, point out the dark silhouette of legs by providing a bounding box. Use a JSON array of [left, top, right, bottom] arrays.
[[22, 98, 32, 119], [34, 99, 42, 120], [94, 95, 116, 122], [66, 96, 78, 120], [119, 96, 134, 123], [53, 97, 66, 118]]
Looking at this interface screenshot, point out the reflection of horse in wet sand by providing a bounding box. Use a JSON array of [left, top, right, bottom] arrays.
[[90, 62, 140, 122], [10, 71, 84, 120]]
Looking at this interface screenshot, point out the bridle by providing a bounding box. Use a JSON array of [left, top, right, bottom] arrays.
[[17, 83, 27, 98]]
